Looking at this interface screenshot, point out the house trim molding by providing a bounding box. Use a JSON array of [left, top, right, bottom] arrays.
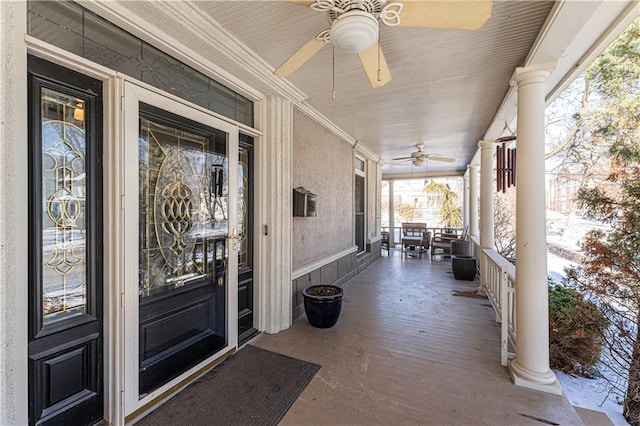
[[292, 246, 358, 280]]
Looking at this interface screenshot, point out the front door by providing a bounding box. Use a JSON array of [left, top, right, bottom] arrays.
[[123, 82, 239, 413], [27, 56, 104, 425]]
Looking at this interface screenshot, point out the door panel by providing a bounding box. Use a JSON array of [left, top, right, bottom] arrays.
[[123, 82, 238, 412], [27, 56, 103, 425]]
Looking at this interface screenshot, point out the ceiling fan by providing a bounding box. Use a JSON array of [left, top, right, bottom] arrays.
[[274, 0, 493, 88], [393, 144, 455, 166]]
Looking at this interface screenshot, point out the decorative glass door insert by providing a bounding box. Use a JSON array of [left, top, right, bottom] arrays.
[[41, 88, 89, 322], [138, 115, 228, 297]]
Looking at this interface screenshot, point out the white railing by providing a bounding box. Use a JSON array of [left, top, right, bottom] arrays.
[[483, 248, 517, 366]]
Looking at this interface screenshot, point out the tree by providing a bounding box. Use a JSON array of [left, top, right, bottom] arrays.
[[494, 192, 516, 261], [423, 181, 462, 228], [565, 19, 640, 425], [394, 200, 416, 223], [545, 71, 612, 244]]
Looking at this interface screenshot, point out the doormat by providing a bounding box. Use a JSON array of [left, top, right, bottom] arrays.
[[137, 345, 320, 426]]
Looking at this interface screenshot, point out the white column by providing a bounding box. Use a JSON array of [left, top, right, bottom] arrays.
[[463, 170, 470, 231], [261, 96, 293, 334], [509, 64, 562, 395], [388, 180, 395, 246], [468, 164, 479, 237], [478, 140, 495, 292], [0, 2, 29, 425]]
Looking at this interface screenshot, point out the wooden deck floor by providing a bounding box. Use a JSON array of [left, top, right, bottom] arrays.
[[251, 250, 585, 425]]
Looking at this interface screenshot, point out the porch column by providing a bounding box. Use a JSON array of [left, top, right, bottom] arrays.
[[262, 96, 293, 333], [468, 164, 479, 237], [509, 64, 562, 395], [463, 169, 470, 231], [389, 179, 396, 246], [478, 140, 495, 292]]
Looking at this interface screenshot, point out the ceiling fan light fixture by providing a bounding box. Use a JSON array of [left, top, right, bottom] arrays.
[[412, 158, 427, 167], [330, 10, 379, 54]]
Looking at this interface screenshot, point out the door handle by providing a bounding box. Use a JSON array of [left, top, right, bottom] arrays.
[[229, 228, 240, 251]]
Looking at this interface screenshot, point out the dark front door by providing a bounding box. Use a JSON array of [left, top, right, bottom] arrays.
[[137, 104, 229, 397], [237, 136, 256, 343], [27, 56, 104, 425]]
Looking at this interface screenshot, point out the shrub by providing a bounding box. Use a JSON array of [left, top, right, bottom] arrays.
[[548, 282, 608, 374]]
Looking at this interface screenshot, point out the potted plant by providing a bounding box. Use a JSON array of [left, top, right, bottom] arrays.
[[302, 285, 343, 328]]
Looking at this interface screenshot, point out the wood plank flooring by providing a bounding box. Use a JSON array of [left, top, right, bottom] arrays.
[[251, 251, 585, 425]]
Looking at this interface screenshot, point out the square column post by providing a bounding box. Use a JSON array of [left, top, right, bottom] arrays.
[[261, 96, 293, 333], [509, 64, 562, 395], [478, 140, 496, 292], [463, 169, 470, 231], [469, 164, 480, 237], [388, 179, 396, 246]]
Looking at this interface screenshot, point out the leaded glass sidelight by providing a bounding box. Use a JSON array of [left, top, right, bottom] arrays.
[[237, 146, 249, 270], [138, 112, 228, 297], [41, 88, 88, 323]]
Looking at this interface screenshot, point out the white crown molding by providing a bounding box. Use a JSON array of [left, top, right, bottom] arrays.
[[164, 1, 383, 161], [294, 105, 380, 162], [354, 141, 380, 163], [82, 0, 380, 161], [82, 0, 304, 104], [167, 1, 309, 103], [83, 1, 382, 162]]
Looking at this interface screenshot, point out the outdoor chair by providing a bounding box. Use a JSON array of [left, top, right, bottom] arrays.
[[381, 231, 390, 255], [401, 222, 428, 258], [430, 226, 469, 260]]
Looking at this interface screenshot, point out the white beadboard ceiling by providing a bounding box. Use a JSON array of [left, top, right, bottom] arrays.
[[187, 1, 613, 176]]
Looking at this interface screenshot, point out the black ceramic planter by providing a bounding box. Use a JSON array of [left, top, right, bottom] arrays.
[[452, 255, 477, 281], [303, 285, 343, 328]]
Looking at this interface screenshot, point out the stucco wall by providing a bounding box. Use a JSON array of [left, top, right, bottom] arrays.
[[0, 1, 28, 424], [292, 108, 353, 268]]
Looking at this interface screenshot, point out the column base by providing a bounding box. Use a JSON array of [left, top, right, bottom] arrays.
[[509, 359, 563, 396]]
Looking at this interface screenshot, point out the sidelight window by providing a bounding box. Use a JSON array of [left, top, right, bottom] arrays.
[[40, 88, 89, 322]]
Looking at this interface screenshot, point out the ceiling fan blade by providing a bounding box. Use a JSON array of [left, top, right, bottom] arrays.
[[393, 156, 414, 160], [429, 156, 456, 163], [286, 0, 316, 5], [397, 1, 493, 30], [358, 42, 392, 88], [274, 31, 328, 77]]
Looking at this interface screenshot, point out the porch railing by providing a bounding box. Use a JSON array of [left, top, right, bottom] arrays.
[[483, 248, 517, 366]]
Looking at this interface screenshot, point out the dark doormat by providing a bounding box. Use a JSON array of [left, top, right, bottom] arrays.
[[137, 345, 320, 426]]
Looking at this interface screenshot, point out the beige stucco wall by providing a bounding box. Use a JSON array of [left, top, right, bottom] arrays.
[[292, 108, 354, 268], [0, 2, 29, 424]]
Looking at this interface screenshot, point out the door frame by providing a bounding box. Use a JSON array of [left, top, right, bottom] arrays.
[[122, 80, 239, 416]]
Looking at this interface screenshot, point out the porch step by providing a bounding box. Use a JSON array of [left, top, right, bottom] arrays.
[[573, 406, 615, 425]]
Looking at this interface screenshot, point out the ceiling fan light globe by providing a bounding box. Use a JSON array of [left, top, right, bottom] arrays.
[[330, 11, 379, 54], [412, 158, 426, 167]]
